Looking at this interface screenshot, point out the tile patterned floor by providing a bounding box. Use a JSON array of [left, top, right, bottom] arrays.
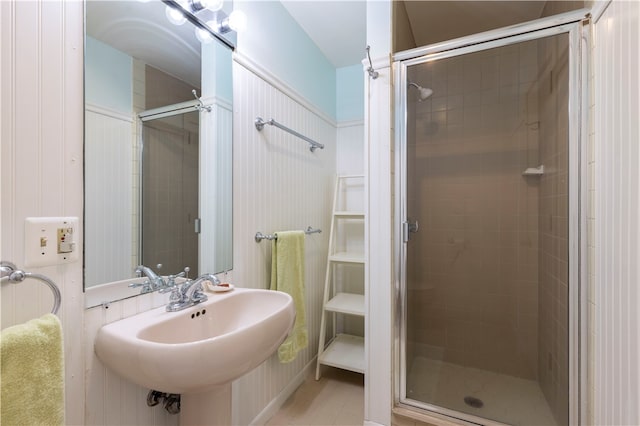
[[265, 368, 364, 426]]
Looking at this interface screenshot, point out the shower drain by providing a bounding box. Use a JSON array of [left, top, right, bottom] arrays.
[[464, 396, 484, 409]]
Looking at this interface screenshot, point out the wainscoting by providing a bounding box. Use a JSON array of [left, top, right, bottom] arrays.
[[231, 59, 337, 425], [593, 1, 640, 424]]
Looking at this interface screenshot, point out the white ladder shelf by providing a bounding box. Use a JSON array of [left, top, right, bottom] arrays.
[[316, 175, 365, 380]]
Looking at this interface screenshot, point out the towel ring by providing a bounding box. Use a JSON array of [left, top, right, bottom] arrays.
[[1, 261, 61, 315]]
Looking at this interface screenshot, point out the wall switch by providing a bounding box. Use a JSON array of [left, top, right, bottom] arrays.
[[24, 217, 79, 267]]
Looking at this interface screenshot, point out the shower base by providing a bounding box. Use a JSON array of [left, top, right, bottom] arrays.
[[406, 357, 557, 426]]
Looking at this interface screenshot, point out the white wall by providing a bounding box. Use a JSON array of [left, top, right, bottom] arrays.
[[0, 1, 359, 425], [364, 2, 394, 424], [337, 123, 365, 176], [592, 1, 640, 424], [84, 108, 133, 287], [84, 292, 179, 425], [231, 60, 336, 424], [0, 1, 85, 423]]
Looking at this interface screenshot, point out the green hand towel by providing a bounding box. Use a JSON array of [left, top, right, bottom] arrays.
[[270, 230, 308, 363], [1, 313, 65, 426]]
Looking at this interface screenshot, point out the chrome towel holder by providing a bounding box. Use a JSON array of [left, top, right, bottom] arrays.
[[1, 261, 61, 315], [255, 226, 322, 243], [255, 117, 324, 152]]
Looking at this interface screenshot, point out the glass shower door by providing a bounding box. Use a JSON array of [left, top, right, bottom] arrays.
[[142, 110, 199, 274], [399, 28, 577, 426]]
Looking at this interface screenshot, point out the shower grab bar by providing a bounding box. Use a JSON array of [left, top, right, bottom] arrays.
[[255, 226, 322, 243], [1, 261, 61, 315], [254, 117, 324, 152]]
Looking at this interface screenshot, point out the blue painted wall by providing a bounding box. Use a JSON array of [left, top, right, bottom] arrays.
[[336, 64, 364, 122], [236, 0, 336, 120], [85, 36, 132, 114], [202, 39, 233, 104]]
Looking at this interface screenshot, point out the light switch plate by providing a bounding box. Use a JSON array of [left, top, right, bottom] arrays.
[[24, 217, 79, 267]]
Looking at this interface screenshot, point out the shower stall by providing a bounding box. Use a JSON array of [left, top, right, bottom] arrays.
[[395, 12, 587, 426], [141, 109, 200, 274]]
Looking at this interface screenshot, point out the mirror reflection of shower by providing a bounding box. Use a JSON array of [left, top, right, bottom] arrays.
[[408, 82, 433, 101]]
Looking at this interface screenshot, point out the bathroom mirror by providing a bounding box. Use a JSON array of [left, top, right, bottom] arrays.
[[83, 0, 233, 307]]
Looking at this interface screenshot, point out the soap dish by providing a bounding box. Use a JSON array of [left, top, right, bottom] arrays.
[[209, 283, 234, 293]]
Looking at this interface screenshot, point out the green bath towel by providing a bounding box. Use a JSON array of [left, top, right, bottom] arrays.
[[270, 230, 308, 363], [1, 313, 65, 426]]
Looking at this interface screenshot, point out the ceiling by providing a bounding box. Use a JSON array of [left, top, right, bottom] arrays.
[[282, 1, 582, 67], [86, 1, 202, 87], [87, 1, 584, 84], [403, 1, 548, 48]]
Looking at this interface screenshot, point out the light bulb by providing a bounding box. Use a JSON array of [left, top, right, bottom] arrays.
[[199, 0, 223, 12], [195, 26, 213, 44], [165, 5, 186, 26], [227, 10, 247, 32]]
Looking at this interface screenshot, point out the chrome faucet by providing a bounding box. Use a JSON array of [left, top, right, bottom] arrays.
[[129, 264, 190, 294], [132, 264, 165, 292], [165, 273, 219, 312]]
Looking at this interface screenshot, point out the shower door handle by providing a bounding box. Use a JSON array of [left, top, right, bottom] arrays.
[[403, 219, 419, 242]]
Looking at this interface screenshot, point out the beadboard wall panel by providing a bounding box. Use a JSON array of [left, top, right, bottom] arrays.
[[84, 292, 179, 426], [337, 122, 365, 176], [84, 108, 133, 287], [0, 1, 85, 423], [231, 61, 336, 425], [593, 1, 640, 424]]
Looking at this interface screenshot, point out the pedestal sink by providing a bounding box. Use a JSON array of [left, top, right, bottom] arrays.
[[94, 288, 295, 425]]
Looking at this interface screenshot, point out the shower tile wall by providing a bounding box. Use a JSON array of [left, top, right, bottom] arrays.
[[537, 33, 570, 425], [407, 40, 541, 380]]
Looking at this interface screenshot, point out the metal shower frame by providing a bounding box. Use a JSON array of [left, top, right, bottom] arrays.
[[393, 9, 590, 426]]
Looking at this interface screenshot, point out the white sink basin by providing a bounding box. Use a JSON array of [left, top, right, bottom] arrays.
[[94, 288, 295, 394]]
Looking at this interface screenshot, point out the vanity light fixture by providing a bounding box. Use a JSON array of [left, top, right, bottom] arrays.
[[216, 10, 247, 33], [165, 5, 187, 25], [163, 0, 245, 46], [195, 22, 216, 43], [189, 0, 223, 13]]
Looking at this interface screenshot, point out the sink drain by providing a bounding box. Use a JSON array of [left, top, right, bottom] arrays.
[[464, 396, 484, 409]]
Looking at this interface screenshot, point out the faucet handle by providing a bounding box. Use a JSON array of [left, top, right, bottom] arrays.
[[165, 266, 191, 287], [159, 284, 181, 300], [129, 280, 153, 293], [158, 283, 176, 293], [171, 266, 190, 279]]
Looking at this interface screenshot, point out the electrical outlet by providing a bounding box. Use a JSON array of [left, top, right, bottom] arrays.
[[24, 217, 79, 267]]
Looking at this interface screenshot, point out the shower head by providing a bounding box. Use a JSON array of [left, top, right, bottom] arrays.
[[408, 82, 433, 101]]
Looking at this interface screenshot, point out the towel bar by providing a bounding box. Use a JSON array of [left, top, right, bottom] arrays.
[[255, 117, 324, 152], [255, 226, 321, 243], [1, 261, 61, 315]]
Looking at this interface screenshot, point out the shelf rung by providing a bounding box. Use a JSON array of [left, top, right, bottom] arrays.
[[334, 211, 365, 218], [329, 252, 365, 264], [318, 334, 365, 374], [325, 293, 365, 316]]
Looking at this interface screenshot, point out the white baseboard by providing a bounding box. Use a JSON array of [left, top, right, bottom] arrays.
[[363, 421, 385, 426], [249, 357, 317, 426]]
